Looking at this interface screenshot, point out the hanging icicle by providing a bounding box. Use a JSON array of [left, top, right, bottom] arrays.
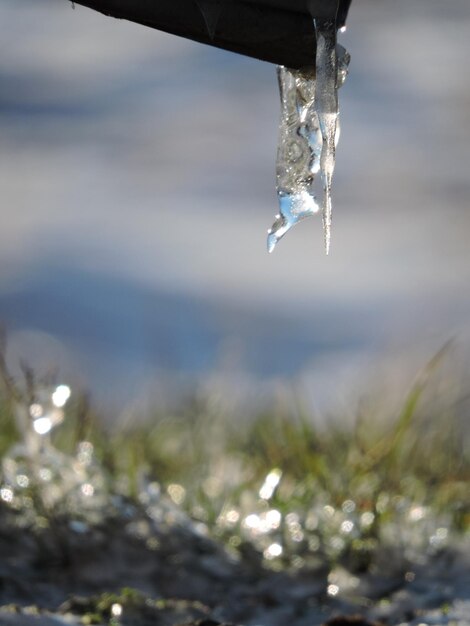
[[268, 26, 350, 254]]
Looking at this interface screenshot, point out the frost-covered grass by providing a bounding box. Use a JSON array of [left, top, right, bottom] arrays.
[[0, 342, 468, 572]]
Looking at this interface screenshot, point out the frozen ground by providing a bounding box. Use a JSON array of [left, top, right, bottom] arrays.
[[0, 0, 469, 408]]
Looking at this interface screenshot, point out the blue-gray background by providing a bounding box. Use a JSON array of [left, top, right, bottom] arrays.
[[0, 0, 469, 411]]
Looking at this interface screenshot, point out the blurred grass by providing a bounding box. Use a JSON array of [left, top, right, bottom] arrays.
[[98, 346, 469, 529], [0, 343, 469, 571]]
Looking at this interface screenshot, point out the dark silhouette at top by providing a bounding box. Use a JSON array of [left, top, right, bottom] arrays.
[[71, 0, 352, 68]]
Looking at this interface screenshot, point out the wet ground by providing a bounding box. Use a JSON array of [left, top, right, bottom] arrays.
[[0, 501, 469, 626]]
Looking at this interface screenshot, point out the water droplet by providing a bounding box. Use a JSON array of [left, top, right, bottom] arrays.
[[81, 483, 95, 497], [52, 384, 71, 408], [29, 403, 43, 418], [33, 416, 53, 435], [0, 486, 14, 503], [27, 385, 70, 437], [225, 509, 240, 524], [167, 483, 186, 505], [342, 499, 356, 513], [409, 505, 427, 521], [259, 468, 282, 499], [39, 468, 52, 482], [360, 511, 375, 527], [327, 583, 340, 596], [243, 513, 260, 530], [265, 509, 282, 529], [340, 520, 354, 534], [264, 542, 283, 560], [16, 474, 29, 488], [111, 603, 123, 617]]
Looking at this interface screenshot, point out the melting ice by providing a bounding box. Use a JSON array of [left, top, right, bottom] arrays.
[[268, 24, 350, 254], [267, 65, 321, 254]]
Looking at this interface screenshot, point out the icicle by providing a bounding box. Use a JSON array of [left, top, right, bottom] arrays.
[[267, 66, 321, 253], [314, 19, 339, 255], [268, 25, 350, 254]]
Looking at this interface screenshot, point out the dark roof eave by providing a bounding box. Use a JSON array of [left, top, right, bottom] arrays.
[[72, 0, 352, 69]]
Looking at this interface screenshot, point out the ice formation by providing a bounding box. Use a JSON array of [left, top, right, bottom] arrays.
[[267, 65, 321, 254], [268, 23, 350, 254]]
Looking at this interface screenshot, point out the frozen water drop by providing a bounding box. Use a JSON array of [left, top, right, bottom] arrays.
[[268, 193, 319, 253], [196, 0, 223, 40]]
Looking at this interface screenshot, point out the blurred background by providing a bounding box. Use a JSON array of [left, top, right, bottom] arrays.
[[0, 0, 469, 413]]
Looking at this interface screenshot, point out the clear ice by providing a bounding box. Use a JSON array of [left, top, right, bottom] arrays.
[[315, 19, 339, 255], [267, 65, 321, 254], [268, 23, 350, 254]]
